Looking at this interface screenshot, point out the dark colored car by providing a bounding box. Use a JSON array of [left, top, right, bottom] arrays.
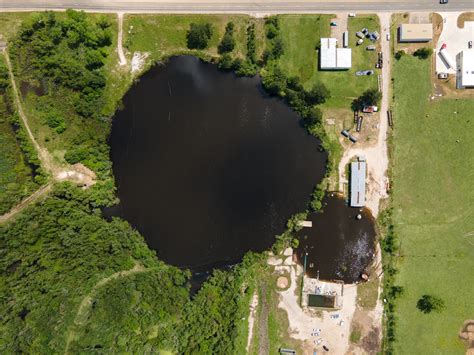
[[440, 0, 448, 4]]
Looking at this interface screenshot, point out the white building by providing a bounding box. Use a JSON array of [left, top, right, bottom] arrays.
[[320, 38, 352, 70], [398, 24, 433, 42], [460, 50, 474, 88]]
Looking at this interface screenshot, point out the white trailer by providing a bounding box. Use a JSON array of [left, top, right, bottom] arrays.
[[343, 31, 349, 48], [439, 47, 455, 69]]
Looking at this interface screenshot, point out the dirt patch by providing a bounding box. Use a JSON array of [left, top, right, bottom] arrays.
[[457, 12, 474, 28], [277, 276, 289, 289], [246, 292, 259, 352], [459, 320, 474, 352], [258, 282, 269, 355], [432, 13, 444, 48]]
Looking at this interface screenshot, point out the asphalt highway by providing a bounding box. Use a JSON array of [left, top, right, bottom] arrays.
[[0, 0, 472, 13]]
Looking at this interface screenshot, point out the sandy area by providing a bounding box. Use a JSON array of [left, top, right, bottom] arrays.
[[246, 292, 259, 352], [278, 263, 357, 354], [117, 13, 127, 66], [338, 13, 391, 218]]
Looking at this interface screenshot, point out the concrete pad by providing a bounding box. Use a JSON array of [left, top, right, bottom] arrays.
[[435, 12, 474, 74]]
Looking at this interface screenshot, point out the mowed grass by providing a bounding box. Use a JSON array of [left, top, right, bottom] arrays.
[[391, 55, 474, 354], [277, 15, 379, 108], [124, 14, 266, 61]]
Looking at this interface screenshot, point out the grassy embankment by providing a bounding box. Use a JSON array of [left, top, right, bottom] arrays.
[[391, 54, 474, 353]]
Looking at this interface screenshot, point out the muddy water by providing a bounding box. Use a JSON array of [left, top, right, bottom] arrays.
[[108, 56, 327, 270], [296, 194, 377, 283]]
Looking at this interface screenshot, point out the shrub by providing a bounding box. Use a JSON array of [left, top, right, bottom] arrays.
[[186, 23, 213, 50], [246, 23, 257, 63], [45, 113, 66, 133], [417, 295, 445, 313], [413, 47, 433, 59], [262, 64, 287, 95], [217, 53, 233, 70], [395, 50, 406, 60]]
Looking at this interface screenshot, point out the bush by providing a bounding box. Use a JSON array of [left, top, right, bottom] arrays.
[[303, 107, 323, 129], [217, 53, 233, 70], [186, 23, 213, 50], [218, 22, 235, 54], [395, 50, 406, 60], [413, 47, 433, 59], [262, 64, 287, 95], [45, 112, 66, 133], [234, 59, 258, 77], [417, 295, 445, 313]]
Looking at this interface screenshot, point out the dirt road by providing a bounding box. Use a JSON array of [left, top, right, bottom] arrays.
[[117, 12, 127, 65], [338, 13, 391, 218]]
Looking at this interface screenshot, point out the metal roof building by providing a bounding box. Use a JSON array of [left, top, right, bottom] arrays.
[[320, 38, 352, 70], [350, 161, 366, 207], [399, 24, 433, 42], [460, 50, 474, 88]]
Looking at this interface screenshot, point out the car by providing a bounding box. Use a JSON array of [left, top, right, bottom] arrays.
[[386, 33, 391, 41], [438, 73, 448, 79], [372, 31, 380, 40], [357, 38, 364, 45], [330, 22, 337, 26], [356, 70, 374, 76], [469, 40, 473, 49], [440, 0, 448, 3], [366, 45, 376, 51], [356, 31, 364, 39], [361, 28, 369, 36], [348, 13, 356, 17]]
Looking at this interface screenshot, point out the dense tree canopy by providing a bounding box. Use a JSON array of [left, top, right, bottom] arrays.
[[186, 23, 213, 50]]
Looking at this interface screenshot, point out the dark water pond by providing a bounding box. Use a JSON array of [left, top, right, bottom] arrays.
[[296, 194, 377, 283], [108, 56, 327, 269]]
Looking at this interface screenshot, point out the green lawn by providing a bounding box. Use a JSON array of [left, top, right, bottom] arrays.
[[277, 15, 379, 108], [391, 55, 474, 354]]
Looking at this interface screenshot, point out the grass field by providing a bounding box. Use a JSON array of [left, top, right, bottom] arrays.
[[391, 54, 474, 353], [277, 15, 379, 108], [124, 14, 266, 62]]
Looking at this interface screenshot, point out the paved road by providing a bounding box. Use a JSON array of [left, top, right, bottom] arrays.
[[0, 0, 472, 13]]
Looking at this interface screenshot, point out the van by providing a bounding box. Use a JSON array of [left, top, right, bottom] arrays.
[[348, 13, 356, 17], [357, 38, 364, 45], [366, 45, 376, 51]]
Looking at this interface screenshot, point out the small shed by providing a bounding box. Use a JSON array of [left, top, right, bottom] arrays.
[[350, 160, 366, 207]]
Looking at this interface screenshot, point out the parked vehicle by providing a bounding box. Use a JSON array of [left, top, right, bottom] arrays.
[[386, 33, 391, 41], [341, 130, 350, 137], [362, 106, 378, 113], [438, 72, 448, 79], [348, 13, 356, 17], [469, 40, 473, 49], [440, 0, 448, 4], [357, 38, 364, 45], [366, 45, 376, 51], [361, 28, 369, 36], [373, 31, 380, 40], [356, 31, 364, 39], [330, 22, 337, 26], [356, 70, 374, 76]]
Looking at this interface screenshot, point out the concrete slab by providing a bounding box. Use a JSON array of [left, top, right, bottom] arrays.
[[435, 12, 474, 74]]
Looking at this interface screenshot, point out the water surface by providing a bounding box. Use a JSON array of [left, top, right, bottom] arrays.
[[109, 56, 327, 269]]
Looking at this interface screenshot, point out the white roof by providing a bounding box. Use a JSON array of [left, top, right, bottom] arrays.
[[399, 24, 433, 42], [461, 50, 474, 87], [320, 38, 352, 69], [350, 161, 366, 207], [336, 48, 352, 68]]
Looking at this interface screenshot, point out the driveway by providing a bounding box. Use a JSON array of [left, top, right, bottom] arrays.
[[435, 12, 474, 74]]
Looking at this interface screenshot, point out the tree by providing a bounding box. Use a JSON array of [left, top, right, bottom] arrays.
[[414, 47, 433, 59], [303, 107, 323, 128], [352, 88, 381, 111], [217, 53, 233, 70], [186, 23, 213, 50], [218, 22, 235, 54], [304, 82, 330, 105], [416, 295, 445, 313]]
